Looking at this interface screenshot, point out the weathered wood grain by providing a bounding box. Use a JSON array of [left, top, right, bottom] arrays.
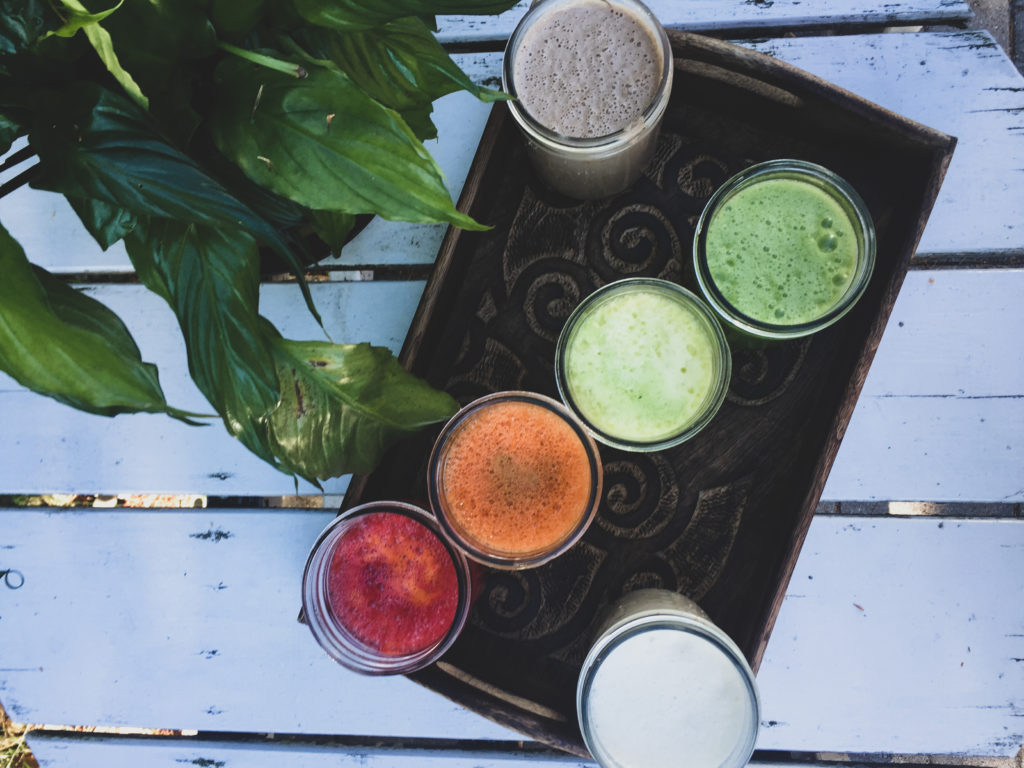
[[435, 0, 973, 43], [2, 511, 1021, 757], [24, 733, 595, 768]]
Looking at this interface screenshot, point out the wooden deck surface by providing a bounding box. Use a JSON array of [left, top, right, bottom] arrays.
[[1, 1, 1023, 765]]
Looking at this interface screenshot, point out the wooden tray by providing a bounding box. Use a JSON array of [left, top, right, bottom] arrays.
[[343, 31, 955, 756]]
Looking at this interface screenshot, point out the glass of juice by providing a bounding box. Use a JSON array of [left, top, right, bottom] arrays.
[[694, 159, 877, 340], [301, 501, 473, 675], [427, 391, 603, 570], [578, 589, 760, 768], [501, 0, 673, 200], [555, 278, 732, 452]]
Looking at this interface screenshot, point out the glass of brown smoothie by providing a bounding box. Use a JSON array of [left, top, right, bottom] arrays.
[[502, 0, 673, 200]]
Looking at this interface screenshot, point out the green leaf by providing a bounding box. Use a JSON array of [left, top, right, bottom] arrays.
[[211, 0, 265, 40], [66, 197, 136, 249], [310, 210, 355, 258], [294, 0, 520, 32], [0, 220, 195, 420], [46, 0, 123, 39], [209, 58, 484, 230], [124, 219, 281, 437], [48, 0, 149, 110], [0, 112, 21, 154], [0, 0, 58, 55], [292, 18, 507, 140], [248, 324, 458, 481], [28, 82, 323, 325]]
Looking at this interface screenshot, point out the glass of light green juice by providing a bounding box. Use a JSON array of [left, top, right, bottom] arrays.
[[693, 159, 876, 340], [555, 278, 731, 452]]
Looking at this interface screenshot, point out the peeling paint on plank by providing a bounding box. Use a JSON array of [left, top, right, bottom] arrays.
[[190, 529, 233, 542]]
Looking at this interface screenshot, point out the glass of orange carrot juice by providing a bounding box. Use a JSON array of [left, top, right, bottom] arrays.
[[427, 391, 603, 569]]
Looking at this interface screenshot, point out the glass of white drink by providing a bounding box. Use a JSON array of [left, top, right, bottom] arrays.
[[502, 0, 673, 200], [577, 589, 760, 768]]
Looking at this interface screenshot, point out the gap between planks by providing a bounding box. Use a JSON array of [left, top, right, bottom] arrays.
[[2, 496, 1021, 517], [20, 729, 1024, 768]]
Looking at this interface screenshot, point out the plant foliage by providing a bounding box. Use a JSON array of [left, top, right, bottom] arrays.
[[0, 0, 514, 486]]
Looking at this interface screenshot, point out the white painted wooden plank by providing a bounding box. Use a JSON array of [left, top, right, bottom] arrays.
[[3, 511, 1022, 756], [25, 734, 596, 768], [0, 509, 517, 739], [822, 268, 1024, 503], [757, 516, 1024, 757], [0, 269, 1020, 500], [0, 281, 424, 496], [435, 1, 973, 44], [18, 733, 921, 768], [745, 31, 1024, 260]]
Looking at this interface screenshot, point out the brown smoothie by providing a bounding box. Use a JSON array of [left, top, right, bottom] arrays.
[[503, 0, 672, 199], [512, 0, 664, 138]]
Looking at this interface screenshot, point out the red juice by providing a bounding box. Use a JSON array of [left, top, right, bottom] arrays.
[[326, 511, 458, 656]]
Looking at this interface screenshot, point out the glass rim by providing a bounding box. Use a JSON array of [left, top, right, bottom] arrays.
[[501, 0, 674, 152], [555, 278, 732, 452], [577, 612, 761, 768], [300, 500, 472, 675], [693, 158, 877, 340], [426, 390, 604, 570]]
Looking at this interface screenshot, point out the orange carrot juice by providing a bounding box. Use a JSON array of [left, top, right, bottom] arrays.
[[428, 392, 602, 569]]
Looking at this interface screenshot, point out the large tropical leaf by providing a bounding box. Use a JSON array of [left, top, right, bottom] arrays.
[[0, 112, 20, 154], [208, 57, 484, 230], [28, 82, 323, 324], [294, 0, 519, 31], [66, 197, 136, 249], [242, 324, 458, 482], [124, 219, 281, 439], [46, 0, 149, 110], [0, 0, 57, 56], [29, 84, 279, 246], [0, 220, 195, 420], [293, 17, 506, 141], [210, 0, 265, 40]]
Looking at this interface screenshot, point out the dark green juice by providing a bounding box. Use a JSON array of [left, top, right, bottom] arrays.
[[704, 176, 860, 326]]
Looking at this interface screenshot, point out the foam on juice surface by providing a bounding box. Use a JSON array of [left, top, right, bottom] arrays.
[[442, 400, 593, 555], [327, 512, 458, 656], [586, 627, 757, 768], [512, 0, 663, 138], [564, 289, 718, 442], [705, 177, 860, 325]]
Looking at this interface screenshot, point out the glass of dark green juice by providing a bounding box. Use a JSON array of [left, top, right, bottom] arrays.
[[693, 160, 876, 340]]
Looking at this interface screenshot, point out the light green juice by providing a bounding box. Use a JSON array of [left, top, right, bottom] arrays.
[[562, 283, 724, 445], [705, 176, 859, 326]]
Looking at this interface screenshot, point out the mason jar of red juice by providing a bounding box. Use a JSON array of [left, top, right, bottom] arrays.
[[301, 501, 473, 675]]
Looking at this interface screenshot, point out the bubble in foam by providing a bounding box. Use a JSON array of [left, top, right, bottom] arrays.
[[512, 0, 663, 138]]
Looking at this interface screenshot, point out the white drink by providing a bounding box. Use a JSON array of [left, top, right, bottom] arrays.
[[578, 590, 760, 768]]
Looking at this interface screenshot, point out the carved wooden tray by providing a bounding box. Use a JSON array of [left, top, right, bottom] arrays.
[[344, 31, 955, 756]]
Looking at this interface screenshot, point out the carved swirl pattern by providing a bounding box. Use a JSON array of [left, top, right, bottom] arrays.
[[727, 337, 813, 406], [456, 133, 756, 653], [431, 130, 790, 672], [595, 204, 683, 277]]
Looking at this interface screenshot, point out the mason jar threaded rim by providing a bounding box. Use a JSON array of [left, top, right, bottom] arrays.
[[555, 278, 732, 452], [501, 0, 674, 154], [578, 589, 761, 768], [301, 500, 472, 675], [427, 390, 603, 570]]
